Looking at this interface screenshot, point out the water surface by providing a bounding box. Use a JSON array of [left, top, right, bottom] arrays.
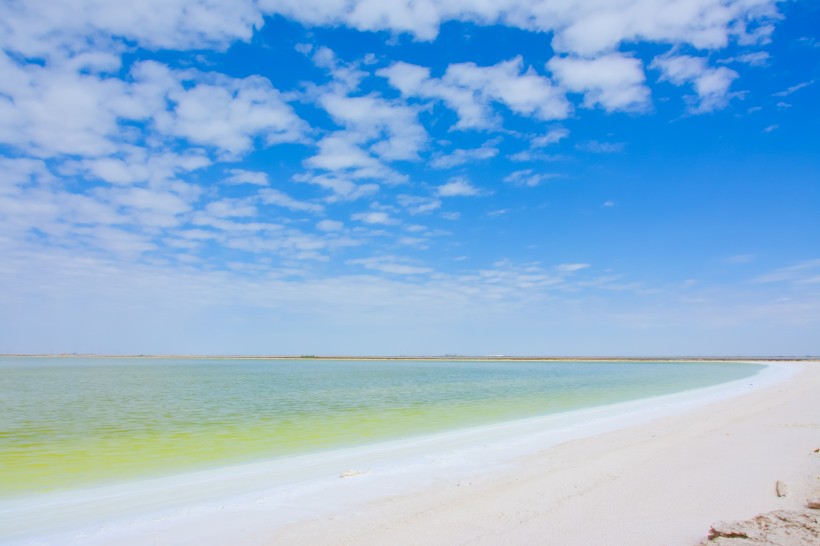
[[0, 357, 762, 497]]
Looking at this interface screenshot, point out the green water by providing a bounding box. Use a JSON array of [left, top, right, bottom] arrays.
[[0, 357, 761, 498]]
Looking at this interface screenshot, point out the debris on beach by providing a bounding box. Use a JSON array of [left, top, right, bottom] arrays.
[[698, 510, 819, 545], [340, 469, 368, 478], [775, 480, 788, 497]]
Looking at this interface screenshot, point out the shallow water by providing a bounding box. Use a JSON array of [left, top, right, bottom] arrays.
[[0, 357, 761, 497]]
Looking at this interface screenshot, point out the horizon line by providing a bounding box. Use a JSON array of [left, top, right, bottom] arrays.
[[1, 353, 817, 362]]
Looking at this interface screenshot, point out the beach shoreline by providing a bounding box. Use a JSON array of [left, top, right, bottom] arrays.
[[272, 359, 820, 545], [3, 360, 817, 545]]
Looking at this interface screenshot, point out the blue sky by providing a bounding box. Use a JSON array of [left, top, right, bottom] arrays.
[[0, 0, 818, 356]]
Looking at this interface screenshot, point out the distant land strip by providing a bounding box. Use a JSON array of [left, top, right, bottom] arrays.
[[1, 354, 817, 362]]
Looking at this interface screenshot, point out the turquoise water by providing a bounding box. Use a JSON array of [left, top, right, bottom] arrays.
[[0, 357, 762, 498]]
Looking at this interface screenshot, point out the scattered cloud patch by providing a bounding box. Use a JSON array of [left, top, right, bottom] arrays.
[[437, 177, 486, 197], [557, 263, 590, 273], [348, 256, 432, 275], [316, 219, 344, 232], [651, 54, 739, 113], [754, 259, 820, 284], [532, 128, 570, 147], [548, 54, 650, 112], [264, 0, 779, 56], [317, 91, 427, 161], [224, 169, 269, 186], [295, 173, 380, 202], [430, 139, 499, 169], [773, 80, 814, 97], [259, 189, 324, 213], [351, 211, 397, 225], [719, 52, 770, 66], [379, 57, 570, 130], [305, 133, 404, 182], [576, 141, 625, 153], [397, 194, 442, 214], [511, 127, 570, 162], [504, 169, 559, 187]]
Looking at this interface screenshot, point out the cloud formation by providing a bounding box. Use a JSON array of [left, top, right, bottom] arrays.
[[379, 57, 569, 129], [437, 178, 486, 197], [548, 54, 650, 112], [265, 0, 777, 55], [652, 54, 740, 113], [2, 0, 814, 355]]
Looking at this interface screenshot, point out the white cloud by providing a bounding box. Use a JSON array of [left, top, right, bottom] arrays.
[[0, 157, 55, 193], [107, 186, 193, 228], [305, 133, 407, 183], [294, 172, 380, 201], [719, 51, 770, 66], [318, 92, 427, 162], [397, 195, 442, 214], [0, 51, 146, 157], [316, 219, 344, 232], [351, 211, 396, 225], [79, 226, 158, 257], [0, 154, 215, 259], [224, 169, 270, 186], [305, 48, 426, 187], [0, 0, 262, 58], [532, 128, 570, 147], [773, 80, 814, 97], [307, 134, 381, 172], [151, 67, 307, 157], [79, 158, 149, 186], [379, 56, 569, 129], [77, 150, 210, 186], [548, 53, 650, 112], [259, 189, 324, 213], [348, 256, 432, 275], [651, 54, 739, 113], [437, 177, 486, 197], [0, 55, 306, 160], [576, 141, 625, 153], [263, 0, 778, 57], [306, 46, 368, 93], [430, 139, 499, 169], [204, 198, 257, 218], [557, 263, 590, 273], [511, 128, 569, 162], [753, 259, 820, 284], [504, 169, 559, 187]]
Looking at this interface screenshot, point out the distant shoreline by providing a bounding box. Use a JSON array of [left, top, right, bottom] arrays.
[[1, 353, 815, 362]]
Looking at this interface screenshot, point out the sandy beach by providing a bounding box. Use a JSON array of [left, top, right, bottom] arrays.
[[3, 361, 818, 545], [269, 361, 820, 546]]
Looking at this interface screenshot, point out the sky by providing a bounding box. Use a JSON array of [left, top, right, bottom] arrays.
[[0, 0, 818, 357]]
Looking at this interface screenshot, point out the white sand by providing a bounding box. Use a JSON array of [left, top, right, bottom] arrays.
[[3, 361, 818, 545]]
